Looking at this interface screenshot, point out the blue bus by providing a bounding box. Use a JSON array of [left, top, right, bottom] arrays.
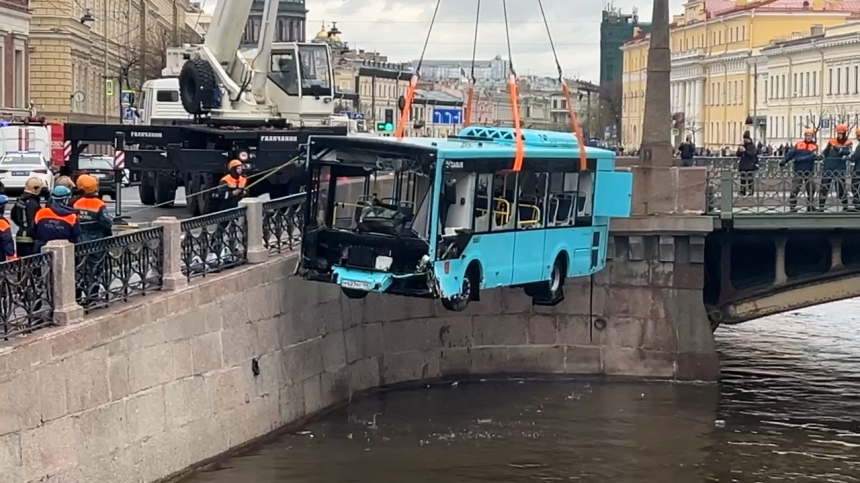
[[299, 126, 632, 311]]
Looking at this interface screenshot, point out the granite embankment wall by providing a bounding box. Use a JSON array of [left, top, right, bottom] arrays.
[[0, 232, 716, 483]]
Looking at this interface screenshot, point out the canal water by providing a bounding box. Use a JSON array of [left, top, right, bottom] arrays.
[[187, 300, 860, 482]]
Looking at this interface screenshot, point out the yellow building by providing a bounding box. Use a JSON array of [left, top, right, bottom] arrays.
[[29, 0, 188, 123], [621, 0, 860, 149]]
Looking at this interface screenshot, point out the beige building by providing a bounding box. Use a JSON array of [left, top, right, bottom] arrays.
[[29, 0, 188, 123], [0, 0, 30, 119]]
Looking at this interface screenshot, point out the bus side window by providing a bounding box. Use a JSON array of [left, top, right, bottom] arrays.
[[576, 171, 594, 219], [441, 172, 474, 235], [515, 171, 543, 229], [472, 174, 493, 232]]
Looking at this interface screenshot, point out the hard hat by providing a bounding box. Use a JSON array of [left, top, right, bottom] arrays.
[[855, 128, 860, 136], [227, 159, 243, 170], [76, 174, 99, 195], [55, 175, 75, 190], [24, 177, 45, 195], [51, 185, 72, 200], [836, 124, 848, 134], [804, 128, 815, 135]]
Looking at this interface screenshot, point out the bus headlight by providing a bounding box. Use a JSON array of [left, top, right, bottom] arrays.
[[375, 255, 393, 271], [237, 151, 250, 161]]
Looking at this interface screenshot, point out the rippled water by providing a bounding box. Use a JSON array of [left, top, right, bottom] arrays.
[[188, 300, 860, 482]]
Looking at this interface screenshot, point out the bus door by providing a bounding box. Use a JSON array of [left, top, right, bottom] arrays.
[[512, 172, 548, 284], [471, 172, 514, 288]]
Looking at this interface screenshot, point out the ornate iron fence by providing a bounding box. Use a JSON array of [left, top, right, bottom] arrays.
[[0, 253, 54, 339], [75, 227, 164, 311], [707, 164, 860, 215], [181, 207, 248, 278], [263, 193, 305, 254]]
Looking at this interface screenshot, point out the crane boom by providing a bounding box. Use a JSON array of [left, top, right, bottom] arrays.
[[204, 0, 254, 67]]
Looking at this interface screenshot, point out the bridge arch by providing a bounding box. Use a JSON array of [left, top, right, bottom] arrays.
[[706, 230, 860, 327]]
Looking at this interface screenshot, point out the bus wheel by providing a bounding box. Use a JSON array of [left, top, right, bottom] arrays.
[[342, 288, 369, 300], [533, 256, 566, 306], [441, 266, 479, 312]]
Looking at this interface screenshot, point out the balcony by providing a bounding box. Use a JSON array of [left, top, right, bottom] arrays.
[[671, 49, 705, 61]]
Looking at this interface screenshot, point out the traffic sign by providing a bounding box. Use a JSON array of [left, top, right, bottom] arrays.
[[122, 106, 136, 125], [433, 108, 463, 125], [121, 90, 134, 106]]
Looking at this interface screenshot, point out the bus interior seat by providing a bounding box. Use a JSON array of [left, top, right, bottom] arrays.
[[517, 195, 542, 228], [554, 194, 575, 225]]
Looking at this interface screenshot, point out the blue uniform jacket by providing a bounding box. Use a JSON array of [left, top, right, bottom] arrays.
[[783, 140, 819, 172], [0, 217, 15, 262], [33, 204, 81, 252]]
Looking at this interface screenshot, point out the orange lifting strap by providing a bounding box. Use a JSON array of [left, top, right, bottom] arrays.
[[561, 84, 588, 172], [395, 75, 419, 139], [508, 74, 525, 171], [464, 83, 475, 128]]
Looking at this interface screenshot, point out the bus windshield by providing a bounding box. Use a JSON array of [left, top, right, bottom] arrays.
[[308, 164, 433, 240]]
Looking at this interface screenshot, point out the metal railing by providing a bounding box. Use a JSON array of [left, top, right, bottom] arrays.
[[706, 161, 860, 215], [263, 193, 305, 254], [181, 207, 248, 278], [0, 253, 54, 339], [74, 227, 164, 312]]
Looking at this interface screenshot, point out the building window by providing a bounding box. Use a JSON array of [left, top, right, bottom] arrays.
[[14, 49, 24, 109], [829, 68, 833, 94], [741, 26, 745, 41], [813, 72, 817, 96], [0, 45, 4, 107], [854, 65, 860, 94], [846, 67, 850, 94], [793, 73, 797, 97]]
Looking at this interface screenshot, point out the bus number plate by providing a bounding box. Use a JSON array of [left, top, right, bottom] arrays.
[[444, 160, 464, 170], [342, 279, 371, 291]]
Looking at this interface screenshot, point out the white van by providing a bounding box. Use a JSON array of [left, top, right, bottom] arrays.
[[138, 78, 193, 125]]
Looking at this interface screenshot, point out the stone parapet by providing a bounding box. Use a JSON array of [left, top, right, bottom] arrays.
[[0, 222, 717, 482], [630, 166, 707, 215]]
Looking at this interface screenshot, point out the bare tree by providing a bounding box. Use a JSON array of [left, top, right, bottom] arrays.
[[599, 81, 622, 139], [684, 115, 704, 143], [117, 26, 199, 93]]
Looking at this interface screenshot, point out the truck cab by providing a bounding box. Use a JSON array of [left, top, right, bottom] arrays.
[[139, 78, 193, 126]]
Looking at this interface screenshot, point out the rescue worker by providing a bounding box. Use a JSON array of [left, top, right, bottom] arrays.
[[0, 195, 17, 262], [850, 128, 860, 211], [10, 177, 45, 256], [73, 174, 113, 241], [782, 128, 820, 212], [820, 123, 852, 211], [210, 159, 248, 213], [33, 186, 80, 252], [736, 130, 759, 196], [50, 176, 77, 206]]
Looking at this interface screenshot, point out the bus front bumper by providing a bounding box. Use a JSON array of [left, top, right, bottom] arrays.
[[332, 266, 395, 293]]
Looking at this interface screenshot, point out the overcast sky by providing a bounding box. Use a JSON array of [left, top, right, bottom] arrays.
[[205, 0, 688, 81]]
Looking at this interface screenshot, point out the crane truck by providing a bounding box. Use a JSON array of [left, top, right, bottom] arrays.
[[57, 0, 347, 215]]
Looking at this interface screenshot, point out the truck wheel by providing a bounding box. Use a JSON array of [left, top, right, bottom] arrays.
[[139, 177, 156, 205], [155, 176, 177, 207], [179, 59, 217, 115]]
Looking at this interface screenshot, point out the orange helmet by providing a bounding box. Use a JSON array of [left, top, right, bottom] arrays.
[[854, 128, 860, 137], [75, 174, 99, 195], [227, 159, 242, 170], [836, 124, 849, 134]]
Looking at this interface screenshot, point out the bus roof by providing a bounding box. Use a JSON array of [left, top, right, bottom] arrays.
[[309, 126, 616, 169]]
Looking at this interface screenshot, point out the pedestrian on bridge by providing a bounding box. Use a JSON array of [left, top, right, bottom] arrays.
[[33, 186, 80, 252], [819, 124, 852, 211], [10, 178, 45, 257], [849, 128, 860, 211], [0, 195, 17, 262], [678, 135, 696, 167], [73, 175, 113, 242], [736, 131, 759, 196], [782, 128, 819, 212]]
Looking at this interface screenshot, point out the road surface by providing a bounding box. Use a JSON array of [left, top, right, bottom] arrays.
[[1, 186, 192, 235]]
